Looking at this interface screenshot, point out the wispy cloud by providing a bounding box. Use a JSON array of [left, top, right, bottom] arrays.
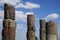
[[16, 24, 24, 30], [26, 12, 34, 15], [0, 0, 40, 9], [0, 10, 4, 19], [16, 11, 36, 22], [16, 11, 27, 21], [15, 2, 40, 9], [0, 10, 4, 26], [0, 0, 21, 5], [43, 13, 59, 20]]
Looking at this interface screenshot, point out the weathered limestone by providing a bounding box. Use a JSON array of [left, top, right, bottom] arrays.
[[27, 14, 36, 40], [3, 19, 16, 28], [2, 3, 16, 40], [46, 21, 58, 40], [40, 19, 46, 40]]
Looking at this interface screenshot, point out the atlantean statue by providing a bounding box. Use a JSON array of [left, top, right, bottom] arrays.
[[2, 3, 16, 40], [27, 14, 36, 40], [40, 19, 46, 40]]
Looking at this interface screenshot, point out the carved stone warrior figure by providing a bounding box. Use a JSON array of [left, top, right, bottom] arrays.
[[4, 3, 15, 20], [40, 19, 46, 40], [27, 14, 36, 40], [2, 3, 16, 40]]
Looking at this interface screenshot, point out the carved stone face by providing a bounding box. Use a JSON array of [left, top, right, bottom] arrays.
[[40, 21, 45, 27], [4, 4, 15, 20], [10, 8, 15, 20]]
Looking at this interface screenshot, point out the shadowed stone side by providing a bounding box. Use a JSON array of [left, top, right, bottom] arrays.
[[27, 14, 36, 40], [40, 19, 46, 40]]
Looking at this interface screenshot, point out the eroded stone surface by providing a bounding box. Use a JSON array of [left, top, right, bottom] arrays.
[[46, 21, 58, 40], [4, 3, 15, 20]]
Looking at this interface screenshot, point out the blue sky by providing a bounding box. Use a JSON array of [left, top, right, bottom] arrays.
[[0, 0, 60, 40]]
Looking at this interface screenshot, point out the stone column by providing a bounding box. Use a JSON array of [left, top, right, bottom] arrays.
[[40, 19, 46, 40], [46, 21, 58, 40], [2, 3, 16, 40], [27, 14, 36, 40]]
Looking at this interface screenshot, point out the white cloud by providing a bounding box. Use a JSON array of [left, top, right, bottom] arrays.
[[15, 2, 40, 9], [16, 11, 36, 21], [0, 10, 4, 19], [26, 12, 34, 15], [0, 0, 40, 9], [44, 13, 59, 20], [16, 11, 38, 23], [15, 11, 27, 21], [0, 10, 4, 26], [17, 24, 24, 30], [0, 0, 21, 6]]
